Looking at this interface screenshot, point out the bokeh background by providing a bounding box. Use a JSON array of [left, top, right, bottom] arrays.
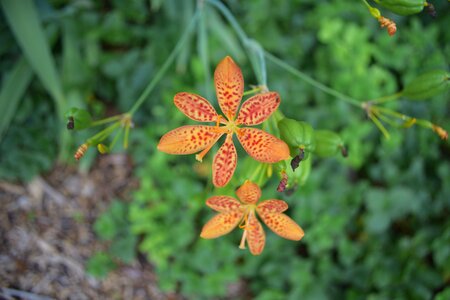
[[0, 0, 449, 299]]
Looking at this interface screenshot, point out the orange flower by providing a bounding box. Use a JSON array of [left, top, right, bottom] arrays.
[[200, 181, 304, 255], [157, 56, 290, 187]]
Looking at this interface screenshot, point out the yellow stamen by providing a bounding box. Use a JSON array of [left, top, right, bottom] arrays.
[[215, 115, 222, 128], [195, 140, 217, 162], [239, 211, 249, 229]]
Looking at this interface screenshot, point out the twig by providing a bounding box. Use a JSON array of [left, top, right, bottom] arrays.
[[0, 287, 54, 300]]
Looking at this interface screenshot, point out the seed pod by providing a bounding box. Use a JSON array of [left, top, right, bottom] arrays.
[[64, 108, 92, 130], [278, 118, 315, 159], [374, 0, 425, 16], [313, 130, 345, 158], [402, 70, 449, 100]]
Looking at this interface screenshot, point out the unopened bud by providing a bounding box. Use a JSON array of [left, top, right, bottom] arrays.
[[74, 143, 89, 160], [402, 70, 449, 100], [432, 125, 448, 140]]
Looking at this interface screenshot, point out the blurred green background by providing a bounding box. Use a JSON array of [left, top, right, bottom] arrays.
[[0, 0, 449, 299]]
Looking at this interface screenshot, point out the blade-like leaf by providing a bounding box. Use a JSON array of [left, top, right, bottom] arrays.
[[0, 58, 33, 141], [1, 0, 65, 114]]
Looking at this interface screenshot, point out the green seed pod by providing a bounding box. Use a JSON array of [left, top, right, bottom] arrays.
[[314, 130, 345, 158], [374, 0, 425, 16], [278, 118, 315, 158], [402, 70, 449, 100], [64, 107, 92, 130]]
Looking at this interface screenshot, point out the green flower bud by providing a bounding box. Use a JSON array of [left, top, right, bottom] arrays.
[[97, 144, 109, 154], [64, 107, 92, 130], [374, 0, 425, 16], [402, 70, 449, 100], [278, 118, 315, 159], [313, 130, 346, 158]]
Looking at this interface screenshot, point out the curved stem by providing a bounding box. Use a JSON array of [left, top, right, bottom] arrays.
[[207, 0, 267, 86], [264, 51, 362, 108], [128, 10, 200, 115]]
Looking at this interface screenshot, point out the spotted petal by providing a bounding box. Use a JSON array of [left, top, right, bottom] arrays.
[[157, 125, 222, 155], [212, 134, 237, 187], [247, 213, 266, 255], [206, 196, 242, 212], [236, 92, 281, 125], [257, 212, 304, 241], [174, 92, 218, 122], [257, 199, 288, 214], [236, 181, 261, 204], [200, 211, 244, 239], [214, 56, 244, 120], [237, 128, 290, 163]]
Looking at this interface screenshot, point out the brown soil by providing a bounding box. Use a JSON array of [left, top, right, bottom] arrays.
[[0, 155, 172, 300]]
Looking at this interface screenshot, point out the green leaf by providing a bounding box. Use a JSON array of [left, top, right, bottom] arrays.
[[0, 57, 33, 141], [1, 0, 65, 114], [86, 252, 117, 279]]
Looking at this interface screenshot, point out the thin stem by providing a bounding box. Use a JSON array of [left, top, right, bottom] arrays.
[[87, 122, 121, 145], [369, 92, 402, 104], [110, 127, 123, 150], [207, 0, 247, 44], [242, 86, 263, 96], [123, 124, 130, 149], [207, 0, 266, 85], [264, 51, 362, 108], [369, 112, 391, 139], [90, 115, 122, 127], [361, 0, 372, 9], [128, 10, 200, 115]]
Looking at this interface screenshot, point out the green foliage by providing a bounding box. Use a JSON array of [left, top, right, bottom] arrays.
[[89, 200, 137, 278], [1, 0, 449, 298], [86, 252, 117, 279]]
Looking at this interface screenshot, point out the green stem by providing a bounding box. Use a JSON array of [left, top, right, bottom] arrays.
[[110, 127, 124, 150], [90, 115, 122, 127], [87, 122, 121, 145], [207, 0, 266, 85], [369, 112, 391, 139], [127, 10, 200, 115], [369, 92, 402, 104], [242, 86, 263, 96], [264, 51, 362, 108]]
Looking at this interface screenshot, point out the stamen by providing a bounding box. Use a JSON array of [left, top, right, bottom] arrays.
[[195, 140, 217, 162], [239, 230, 248, 250], [239, 211, 249, 229], [215, 115, 222, 128], [239, 211, 252, 250]]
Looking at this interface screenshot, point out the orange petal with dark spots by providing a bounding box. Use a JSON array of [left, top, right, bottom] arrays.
[[200, 211, 244, 239], [236, 92, 281, 125], [237, 128, 290, 163], [257, 199, 288, 214], [212, 134, 237, 187], [174, 92, 218, 122], [258, 212, 304, 241], [157, 125, 223, 155], [247, 213, 265, 255], [236, 181, 261, 204], [206, 196, 242, 212], [214, 56, 244, 120]]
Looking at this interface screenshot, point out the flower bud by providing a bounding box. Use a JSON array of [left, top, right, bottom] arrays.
[[278, 118, 315, 159], [64, 108, 92, 130], [97, 144, 109, 154], [313, 130, 346, 158], [402, 70, 449, 100]]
